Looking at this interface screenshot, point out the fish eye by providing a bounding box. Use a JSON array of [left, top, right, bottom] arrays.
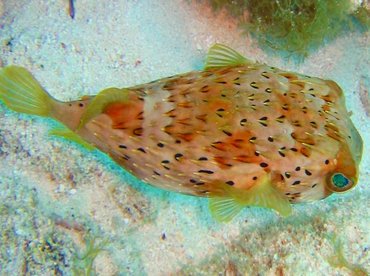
[[328, 173, 353, 193]]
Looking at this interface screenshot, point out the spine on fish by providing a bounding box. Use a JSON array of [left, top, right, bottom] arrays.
[[0, 66, 54, 117]]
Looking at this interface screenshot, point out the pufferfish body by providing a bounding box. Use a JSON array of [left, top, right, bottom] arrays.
[[0, 44, 363, 222]]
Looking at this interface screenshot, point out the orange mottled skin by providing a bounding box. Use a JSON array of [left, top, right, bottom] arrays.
[[55, 64, 360, 204]]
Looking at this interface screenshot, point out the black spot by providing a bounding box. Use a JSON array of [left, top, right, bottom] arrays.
[[122, 154, 130, 161], [161, 233, 166, 240], [79, 103, 84, 107], [252, 176, 258, 180], [305, 169, 312, 176], [133, 127, 143, 136], [295, 166, 301, 171], [325, 159, 330, 165], [276, 115, 285, 123], [119, 144, 127, 149], [309, 88, 314, 91], [285, 172, 291, 178], [157, 142, 164, 148], [137, 147, 146, 153], [240, 118, 247, 126], [261, 71, 270, 79], [290, 148, 298, 152], [198, 169, 214, 174], [174, 153, 183, 161], [292, 120, 301, 127], [254, 151, 260, 156], [260, 162, 268, 168], [190, 179, 197, 183], [153, 170, 161, 176], [268, 136, 274, 142], [312, 183, 318, 188], [226, 180, 234, 186], [198, 157, 208, 161], [249, 137, 257, 143], [200, 85, 209, 93], [175, 139, 181, 144], [68, 103, 72, 107], [233, 77, 241, 86], [265, 88, 272, 93], [217, 108, 225, 112], [161, 160, 170, 164], [292, 180, 301, 185], [278, 151, 286, 157], [222, 130, 232, 137], [250, 82, 259, 89]]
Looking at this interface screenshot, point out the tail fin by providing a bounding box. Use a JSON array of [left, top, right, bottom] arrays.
[[0, 66, 54, 117]]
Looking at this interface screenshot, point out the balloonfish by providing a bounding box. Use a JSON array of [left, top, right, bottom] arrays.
[[0, 44, 363, 222]]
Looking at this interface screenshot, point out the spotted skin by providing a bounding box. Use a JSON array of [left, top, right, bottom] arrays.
[[76, 64, 360, 203]]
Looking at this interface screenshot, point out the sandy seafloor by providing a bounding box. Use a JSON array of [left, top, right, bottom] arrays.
[[0, 0, 369, 275]]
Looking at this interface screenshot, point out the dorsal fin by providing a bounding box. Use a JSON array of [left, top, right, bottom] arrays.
[[78, 87, 130, 129], [205, 44, 253, 70], [209, 174, 292, 222]]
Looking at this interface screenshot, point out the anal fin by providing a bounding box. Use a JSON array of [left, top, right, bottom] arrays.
[[78, 88, 130, 129]]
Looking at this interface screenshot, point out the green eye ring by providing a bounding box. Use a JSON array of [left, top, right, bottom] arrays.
[[332, 173, 349, 188], [328, 173, 353, 193]]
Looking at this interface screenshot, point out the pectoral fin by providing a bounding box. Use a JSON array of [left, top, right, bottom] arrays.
[[205, 44, 253, 70], [78, 88, 130, 129], [209, 175, 292, 222], [209, 197, 244, 223]]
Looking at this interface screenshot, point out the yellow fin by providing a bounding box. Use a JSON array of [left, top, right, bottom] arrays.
[[209, 197, 244, 223], [0, 66, 54, 116], [49, 125, 95, 150], [209, 174, 292, 222], [205, 44, 253, 70], [78, 87, 129, 128]]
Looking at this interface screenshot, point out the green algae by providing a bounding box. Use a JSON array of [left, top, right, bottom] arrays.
[[353, 4, 370, 30], [327, 235, 368, 276], [72, 234, 109, 276], [0, 173, 112, 275], [208, 0, 370, 59]]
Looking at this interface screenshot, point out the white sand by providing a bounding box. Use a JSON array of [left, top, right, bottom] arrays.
[[0, 0, 369, 275]]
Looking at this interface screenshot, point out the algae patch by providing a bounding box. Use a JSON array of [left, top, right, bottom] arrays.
[[208, 0, 370, 59], [72, 234, 109, 276], [327, 235, 368, 276]]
